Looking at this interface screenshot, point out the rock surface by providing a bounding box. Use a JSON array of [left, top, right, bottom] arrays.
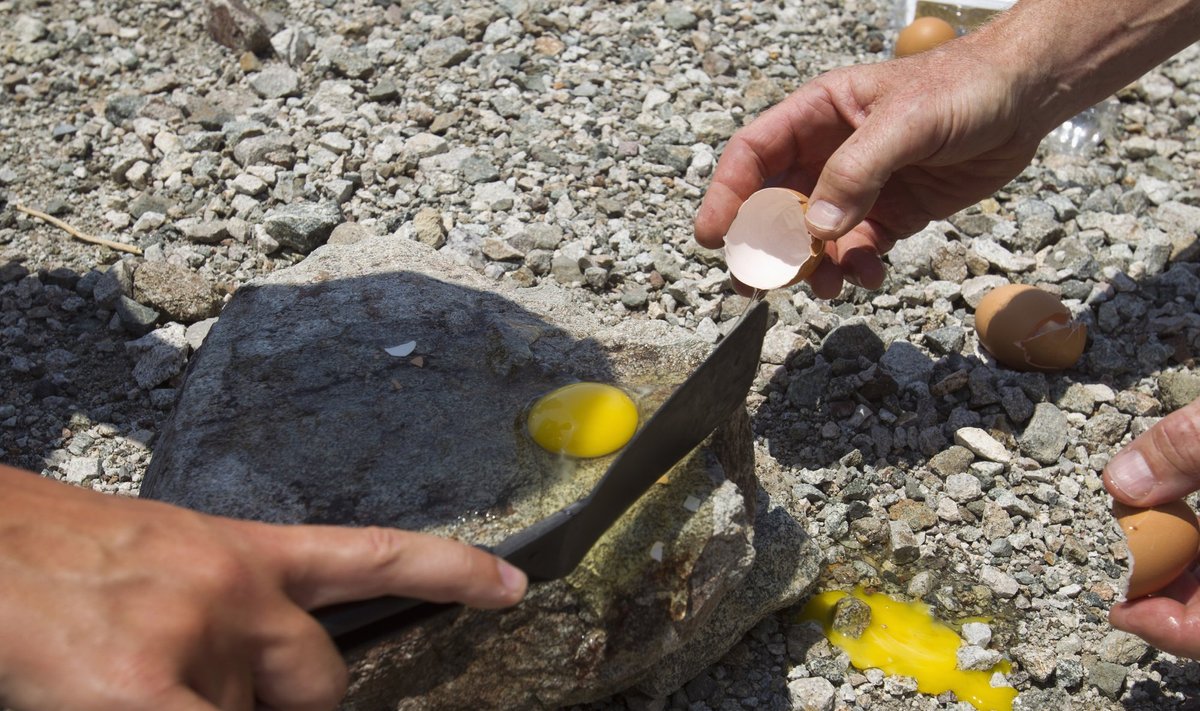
[[142, 238, 820, 708]]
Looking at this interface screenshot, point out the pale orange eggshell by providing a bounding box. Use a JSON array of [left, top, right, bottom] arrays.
[[974, 284, 1087, 371], [1114, 500, 1200, 599], [723, 188, 825, 291], [894, 17, 957, 58]]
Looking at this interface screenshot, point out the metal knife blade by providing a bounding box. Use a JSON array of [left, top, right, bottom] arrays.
[[317, 301, 770, 649]]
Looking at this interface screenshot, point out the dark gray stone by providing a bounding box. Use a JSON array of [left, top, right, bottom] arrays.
[[115, 295, 159, 335], [1019, 402, 1069, 464], [141, 238, 820, 709]]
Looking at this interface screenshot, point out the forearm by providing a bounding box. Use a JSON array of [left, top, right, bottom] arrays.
[[966, 0, 1200, 139]]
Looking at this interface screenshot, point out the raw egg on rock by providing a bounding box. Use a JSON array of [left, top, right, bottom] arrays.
[[974, 284, 1087, 371], [894, 16, 958, 57], [723, 188, 825, 291], [1113, 500, 1200, 599], [527, 382, 638, 458]]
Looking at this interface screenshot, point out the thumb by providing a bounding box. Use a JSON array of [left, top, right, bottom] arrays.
[[805, 111, 925, 242], [1104, 397, 1200, 506]]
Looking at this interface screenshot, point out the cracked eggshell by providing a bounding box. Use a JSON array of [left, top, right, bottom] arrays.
[[974, 284, 1087, 371], [1114, 500, 1200, 599], [723, 187, 825, 291]]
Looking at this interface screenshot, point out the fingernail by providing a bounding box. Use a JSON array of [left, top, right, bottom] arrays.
[[806, 200, 845, 233], [1107, 449, 1157, 500], [497, 560, 527, 596]]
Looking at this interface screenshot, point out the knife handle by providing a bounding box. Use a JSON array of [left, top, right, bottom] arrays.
[[314, 596, 455, 651]]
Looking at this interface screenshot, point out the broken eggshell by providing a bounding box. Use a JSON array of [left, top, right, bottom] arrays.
[[723, 187, 825, 291], [1114, 500, 1200, 599], [974, 284, 1087, 371]]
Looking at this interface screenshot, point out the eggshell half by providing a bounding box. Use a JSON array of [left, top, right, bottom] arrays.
[[974, 284, 1087, 371], [894, 17, 957, 57], [1114, 500, 1200, 599], [723, 188, 825, 291]]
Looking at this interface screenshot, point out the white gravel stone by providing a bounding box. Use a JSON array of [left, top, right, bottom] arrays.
[[980, 566, 1020, 598], [787, 677, 835, 711], [961, 622, 993, 648], [953, 427, 1013, 463], [945, 472, 983, 502]]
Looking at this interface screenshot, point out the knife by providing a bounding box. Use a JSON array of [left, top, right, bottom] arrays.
[[316, 300, 770, 650]]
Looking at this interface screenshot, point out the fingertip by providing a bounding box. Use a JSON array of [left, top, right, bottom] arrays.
[[806, 259, 844, 300], [494, 560, 528, 606], [840, 248, 887, 291]]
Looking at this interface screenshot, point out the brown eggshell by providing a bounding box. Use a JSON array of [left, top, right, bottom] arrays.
[[974, 284, 1087, 371], [894, 17, 957, 58], [1114, 501, 1200, 599], [724, 188, 825, 291]]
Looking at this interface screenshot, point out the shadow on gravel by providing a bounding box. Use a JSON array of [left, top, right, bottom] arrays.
[[0, 258, 161, 475]]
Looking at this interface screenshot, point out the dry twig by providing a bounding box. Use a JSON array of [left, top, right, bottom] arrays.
[[14, 203, 143, 256]]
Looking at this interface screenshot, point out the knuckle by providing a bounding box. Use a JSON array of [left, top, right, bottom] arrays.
[[359, 525, 403, 573], [1152, 406, 1200, 475]]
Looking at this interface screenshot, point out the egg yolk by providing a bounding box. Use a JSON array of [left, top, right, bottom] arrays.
[[527, 382, 638, 458], [799, 589, 1017, 711]]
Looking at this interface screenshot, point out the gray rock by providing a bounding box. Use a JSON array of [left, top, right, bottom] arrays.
[[945, 472, 982, 502], [460, 154, 500, 184], [888, 520, 919, 563], [1056, 656, 1084, 689], [1013, 644, 1056, 684], [420, 36, 471, 68], [233, 133, 294, 167], [786, 677, 835, 711], [663, 7, 699, 30], [133, 262, 223, 324], [820, 320, 884, 362], [125, 323, 189, 389], [62, 456, 101, 484], [830, 596, 871, 638], [250, 65, 300, 99], [1018, 402, 1069, 465], [94, 260, 136, 306], [622, 285, 650, 310], [261, 202, 341, 253], [924, 325, 965, 355], [961, 622, 992, 647], [1159, 371, 1200, 411], [956, 645, 1001, 671], [1087, 660, 1127, 700], [688, 111, 736, 144], [885, 226, 949, 278], [178, 218, 230, 244], [141, 238, 819, 709], [115, 295, 160, 335], [1099, 630, 1148, 665], [929, 446, 974, 477], [980, 566, 1019, 598], [329, 48, 373, 79], [270, 27, 314, 65], [1155, 201, 1200, 235], [185, 318, 218, 351], [104, 93, 147, 126], [878, 341, 932, 387], [204, 0, 271, 54]]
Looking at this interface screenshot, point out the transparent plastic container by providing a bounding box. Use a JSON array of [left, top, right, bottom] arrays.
[[893, 0, 1117, 156]]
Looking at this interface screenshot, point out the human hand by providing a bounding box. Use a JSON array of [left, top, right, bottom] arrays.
[[1104, 397, 1200, 658], [0, 465, 527, 711], [695, 44, 1043, 298]]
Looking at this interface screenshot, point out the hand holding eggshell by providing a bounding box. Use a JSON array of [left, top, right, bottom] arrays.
[[723, 188, 825, 291]]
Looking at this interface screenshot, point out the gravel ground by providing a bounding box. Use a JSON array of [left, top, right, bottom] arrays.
[[2, 1, 1200, 709]]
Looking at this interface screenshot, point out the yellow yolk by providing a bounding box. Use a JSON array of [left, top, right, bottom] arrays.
[[527, 382, 638, 458], [799, 589, 1017, 711]]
